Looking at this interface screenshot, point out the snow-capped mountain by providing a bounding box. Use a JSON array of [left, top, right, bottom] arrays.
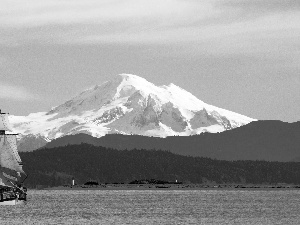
[[10, 74, 256, 150]]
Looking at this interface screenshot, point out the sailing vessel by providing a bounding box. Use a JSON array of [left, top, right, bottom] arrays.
[[0, 110, 27, 205]]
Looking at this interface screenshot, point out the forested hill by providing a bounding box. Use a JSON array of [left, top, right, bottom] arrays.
[[20, 144, 300, 188], [41, 120, 300, 162]]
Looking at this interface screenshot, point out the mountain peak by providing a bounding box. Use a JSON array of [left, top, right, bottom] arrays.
[[118, 73, 156, 88], [10, 73, 256, 141], [117, 74, 153, 88], [119, 73, 146, 81]]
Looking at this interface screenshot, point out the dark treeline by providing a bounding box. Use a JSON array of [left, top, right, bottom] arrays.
[[20, 143, 300, 188]]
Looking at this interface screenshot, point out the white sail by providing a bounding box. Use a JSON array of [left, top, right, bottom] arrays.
[[0, 110, 27, 198], [0, 110, 26, 189], [0, 113, 13, 132], [0, 135, 24, 174], [5, 135, 22, 163], [0, 135, 4, 148], [0, 173, 14, 187], [0, 136, 16, 187]]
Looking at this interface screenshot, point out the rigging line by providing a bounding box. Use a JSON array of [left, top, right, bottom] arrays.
[[21, 173, 28, 184], [8, 180, 25, 194]]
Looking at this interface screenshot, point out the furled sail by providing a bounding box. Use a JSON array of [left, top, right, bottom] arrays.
[[0, 113, 13, 132]]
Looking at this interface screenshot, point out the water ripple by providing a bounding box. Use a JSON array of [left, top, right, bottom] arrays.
[[0, 189, 300, 224]]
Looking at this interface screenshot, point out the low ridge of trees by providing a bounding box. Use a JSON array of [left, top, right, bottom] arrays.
[[84, 181, 99, 186], [20, 143, 300, 188], [129, 179, 182, 184]]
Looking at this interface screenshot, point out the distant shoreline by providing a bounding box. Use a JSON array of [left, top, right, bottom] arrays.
[[41, 184, 300, 191]]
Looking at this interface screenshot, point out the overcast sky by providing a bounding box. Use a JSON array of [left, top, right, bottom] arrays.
[[0, 0, 299, 122]]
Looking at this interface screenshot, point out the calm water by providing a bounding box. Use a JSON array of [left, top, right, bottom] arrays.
[[1, 189, 300, 224]]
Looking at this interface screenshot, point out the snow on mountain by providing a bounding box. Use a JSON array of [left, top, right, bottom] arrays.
[[10, 74, 256, 150]]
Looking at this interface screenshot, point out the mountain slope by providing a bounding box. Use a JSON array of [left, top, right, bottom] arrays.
[[10, 74, 255, 149], [42, 121, 300, 162]]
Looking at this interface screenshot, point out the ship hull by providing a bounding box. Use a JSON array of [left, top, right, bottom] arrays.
[[0, 199, 26, 205]]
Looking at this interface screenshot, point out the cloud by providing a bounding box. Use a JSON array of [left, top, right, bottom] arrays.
[[0, 0, 299, 61], [0, 0, 214, 27], [0, 83, 39, 101], [0, 0, 217, 44], [220, 0, 300, 13]]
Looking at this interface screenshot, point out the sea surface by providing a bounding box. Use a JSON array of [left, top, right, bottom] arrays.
[[1, 189, 300, 224]]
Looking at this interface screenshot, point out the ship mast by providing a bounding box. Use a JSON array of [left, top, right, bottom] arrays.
[[0, 109, 4, 135]]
